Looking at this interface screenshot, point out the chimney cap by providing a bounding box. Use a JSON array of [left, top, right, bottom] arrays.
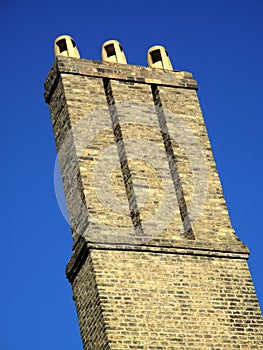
[[54, 34, 80, 59], [147, 45, 173, 71], [102, 39, 127, 64]]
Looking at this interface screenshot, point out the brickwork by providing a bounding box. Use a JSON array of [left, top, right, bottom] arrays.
[[157, 86, 234, 242], [45, 56, 263, 349], [90, 248, 263, 349], [70, 247, 110, 349]]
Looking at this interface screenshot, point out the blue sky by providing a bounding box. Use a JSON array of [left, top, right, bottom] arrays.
[[1, 0, 262, 349]]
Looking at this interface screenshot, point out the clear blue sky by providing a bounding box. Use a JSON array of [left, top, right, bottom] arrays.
[[1, 1, 262, 349]]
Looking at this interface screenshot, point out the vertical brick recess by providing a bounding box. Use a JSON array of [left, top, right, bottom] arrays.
[[45, 56, 263, 349]]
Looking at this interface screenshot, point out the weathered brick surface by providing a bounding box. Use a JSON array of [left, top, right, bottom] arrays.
[[69, 245, 110, 349], [156, 85, 235, 242], [45, 56, 263, 349], [90, 248, 263, 349], [108, 79, 184, 242]]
